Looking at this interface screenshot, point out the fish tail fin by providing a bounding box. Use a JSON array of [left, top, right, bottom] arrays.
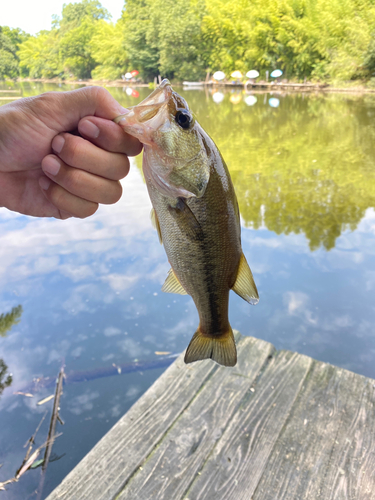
[[184, 327, 237, 367]]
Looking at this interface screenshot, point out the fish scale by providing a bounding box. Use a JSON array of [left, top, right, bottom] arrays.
[[115, 80, 259, 367]]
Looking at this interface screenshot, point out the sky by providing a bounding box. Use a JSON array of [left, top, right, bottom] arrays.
[[2, 0, 124, 35]]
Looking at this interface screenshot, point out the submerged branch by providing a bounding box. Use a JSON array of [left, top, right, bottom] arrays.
[[42, 366, 64, 472], [37, 366, 65, 500], [0, 411, 58, 492]]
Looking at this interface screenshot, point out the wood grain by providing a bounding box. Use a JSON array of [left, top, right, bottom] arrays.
[[46, 334, 375, 500], [116, 336, 275, 500], [184, 350, 312, 500], [251, 361, 375, 500], [46, 350, 219, 500]]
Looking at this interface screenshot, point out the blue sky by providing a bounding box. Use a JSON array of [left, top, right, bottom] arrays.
[[2, 0, 124, 35]]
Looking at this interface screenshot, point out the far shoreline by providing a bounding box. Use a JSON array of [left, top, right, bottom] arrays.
[[2, 78, 375, 94]]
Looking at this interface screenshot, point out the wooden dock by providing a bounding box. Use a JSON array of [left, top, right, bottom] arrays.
[[46, 333, 375, 500]]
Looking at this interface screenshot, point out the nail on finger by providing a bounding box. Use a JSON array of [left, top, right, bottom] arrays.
[[52, 135, 65, 154], [79, 120, 100, 139], [43, 156, 61, 176]]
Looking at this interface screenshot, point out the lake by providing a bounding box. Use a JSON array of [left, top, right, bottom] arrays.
[[1, 82, 375, 499]]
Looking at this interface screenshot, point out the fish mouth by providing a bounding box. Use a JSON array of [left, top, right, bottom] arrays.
[[114, 79, 172, 131]]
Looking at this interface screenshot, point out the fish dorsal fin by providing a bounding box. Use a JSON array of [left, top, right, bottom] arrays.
[[162, 268, 188, 295], [232, 253, 259, 305], [150, 208, 162, 244]]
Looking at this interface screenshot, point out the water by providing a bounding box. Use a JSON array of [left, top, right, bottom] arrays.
[[1, 82, 375, 498]]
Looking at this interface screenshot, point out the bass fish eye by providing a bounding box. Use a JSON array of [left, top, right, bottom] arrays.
[[175, 110, 192, 130]]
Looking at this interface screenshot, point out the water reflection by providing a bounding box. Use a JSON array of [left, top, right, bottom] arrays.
[[269, 97, 280, 107], [0, 359, 12, 398], [182, 89, 375, 251], [1, 82, 375, 498], [4, 82, 374, 253], [0, 306, 22, 399], [0, 305, 22, 338], [245, 95, 257, 106]]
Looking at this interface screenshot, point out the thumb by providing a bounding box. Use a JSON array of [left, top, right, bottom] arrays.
[[25, 86, 129, 134], [62, 86, 128, 121]]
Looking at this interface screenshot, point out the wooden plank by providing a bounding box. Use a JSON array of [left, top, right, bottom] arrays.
[[251, 361, 375, 500], [116, 336, 275, 500], [45, 350, 220, 500], [184, 350, 313, 500]]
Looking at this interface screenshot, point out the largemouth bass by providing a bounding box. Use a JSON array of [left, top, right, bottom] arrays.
[[115, 80, 258, 367]]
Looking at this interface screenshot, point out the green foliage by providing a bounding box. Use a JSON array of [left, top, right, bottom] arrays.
[[18, 30, 62, 78], [2, 0, 375, 82], [148, 0, 207, 81], [0, 30, 18, 79], [0, 304, 20, 398], [0, 359, 12, 397], [16, 0, 113, 80], [0, 26, 25, 79], [121, 0, 160, 81], [91, 20, 127, 80], [364, 30, 375, 76], [0, 305, 23, 337], [59, 17, 97, 79], [174, 89, 375, 251], [59, 0, 110, 28]]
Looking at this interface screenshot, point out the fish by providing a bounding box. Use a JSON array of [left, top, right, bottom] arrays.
[[115, 79, 259, 367]]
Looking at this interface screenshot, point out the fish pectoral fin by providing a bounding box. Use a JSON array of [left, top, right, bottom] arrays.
[[162, 268, 188, 295], [184, 327, 237, 367], [150, 208, 162, 244], [167, 198, 203, 241], [232, 253, 259, 305]]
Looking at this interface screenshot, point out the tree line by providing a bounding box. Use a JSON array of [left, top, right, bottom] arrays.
[[1, 0, 375, 83]]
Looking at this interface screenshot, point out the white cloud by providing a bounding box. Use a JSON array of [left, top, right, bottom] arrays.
[[104, 326, 121, 337], [68, 390, 100, 416], [117, 338, 147, 358], [103, 273, 139, 292], [0, 166, 153, 290]]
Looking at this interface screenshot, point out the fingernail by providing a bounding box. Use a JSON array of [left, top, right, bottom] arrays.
[[39, 176, 51, 191], [52, 135, 65, 154], [43, 156, 61, 176], [118, 106, 130, 115], [79, 119, 100, 139]]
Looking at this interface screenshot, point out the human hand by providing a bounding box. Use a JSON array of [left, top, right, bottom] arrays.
[[0, 86, 142, 219]]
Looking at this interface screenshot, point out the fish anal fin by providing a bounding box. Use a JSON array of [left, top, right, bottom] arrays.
[[184, 327, 237, 367], [162, 268, 188, 295], [232, 253, 259, 305], [150, 208, 162, 244]]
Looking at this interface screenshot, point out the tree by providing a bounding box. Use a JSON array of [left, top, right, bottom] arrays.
[[18, 30, 62, 79], [0, 27, 20, 79], [121, 0, 160, 81], [91, 20, 128, 80], [0, 305, 22, 398], [58, 0, 111, 79], [17, 0, 112, 80], [149, 0, 207, 81], [0, 305, 23, 337], [0, 359, 12, 398], [59, 17, 98, 79]]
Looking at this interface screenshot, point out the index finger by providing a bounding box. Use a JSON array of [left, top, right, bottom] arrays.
[[78, 116, 143, 157]]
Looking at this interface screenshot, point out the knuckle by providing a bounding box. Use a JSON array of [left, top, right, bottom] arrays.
[[65, 167, 85, 194], [65, 136, 82, 166], [48, 182, 66, 208]]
